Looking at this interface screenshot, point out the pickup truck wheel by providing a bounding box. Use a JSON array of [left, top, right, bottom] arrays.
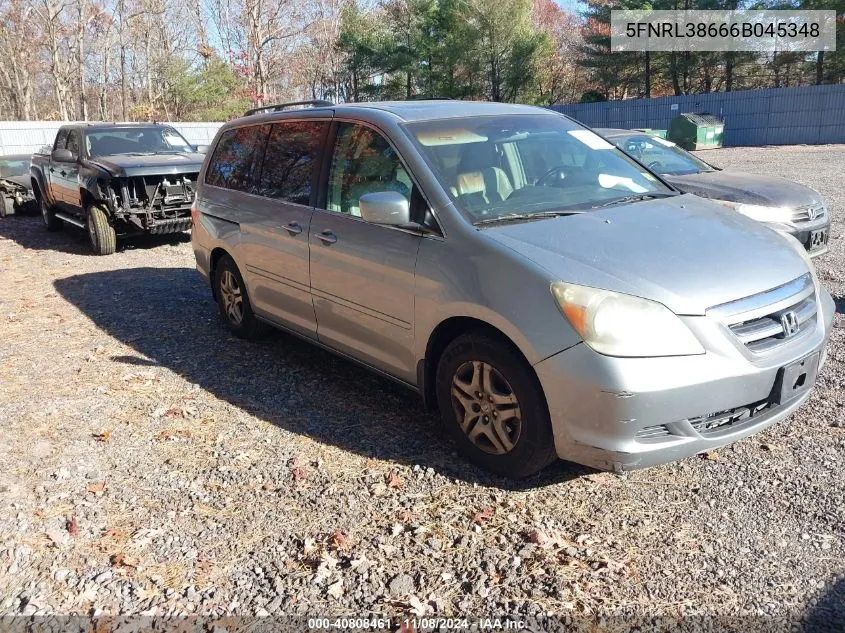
[[435, 332, 557, 478], [40, 196, 62, 231], [0, 195, 11, 218], [86, 205, 117, 255], [214, 255, 269, 339]]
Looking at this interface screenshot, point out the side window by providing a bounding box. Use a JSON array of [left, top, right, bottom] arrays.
[[205, 125, 268, 191], [54, 129, 69, 151], [258, 121, 325, 205], [325, 123, 411, 217], [66, 131, 81, 156]]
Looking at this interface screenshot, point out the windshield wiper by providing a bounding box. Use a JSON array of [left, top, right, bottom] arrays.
[[474, 210, 582, 226], [595, 192, 678, 208]]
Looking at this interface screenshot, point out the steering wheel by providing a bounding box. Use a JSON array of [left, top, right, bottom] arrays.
[[647, 160, 663, 172], [535, 166, 568, 187]]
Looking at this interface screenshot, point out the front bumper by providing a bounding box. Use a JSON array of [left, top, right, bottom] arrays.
[[768, 216, 831, 257], [534, 287, 835, 472]]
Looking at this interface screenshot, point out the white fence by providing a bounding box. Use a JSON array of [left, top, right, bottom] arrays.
[[0, 121, 224, 155]]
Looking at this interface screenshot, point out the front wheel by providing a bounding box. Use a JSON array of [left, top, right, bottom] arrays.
[[86, 204, 117, 255], [214, 254, 269, 339], [0, 195, 11, 218], [40, 195, 62, 231], [435, 332, 557, 478]]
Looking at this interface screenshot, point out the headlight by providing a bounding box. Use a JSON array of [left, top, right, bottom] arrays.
[[712, 199, 793, 223], [778, 231, 820, 291], [551, 283, 705, 357]]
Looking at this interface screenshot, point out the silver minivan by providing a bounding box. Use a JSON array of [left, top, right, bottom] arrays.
[[192, 100, 834, 478]]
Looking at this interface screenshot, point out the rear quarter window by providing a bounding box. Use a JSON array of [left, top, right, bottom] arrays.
[[205, 125, 269, 191]]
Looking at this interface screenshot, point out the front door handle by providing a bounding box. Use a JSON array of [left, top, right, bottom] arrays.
[[317, 230, 337, 244], [284, 221, 302, 235], [60, 171, 67, 177], [49, 168, 55, 173]]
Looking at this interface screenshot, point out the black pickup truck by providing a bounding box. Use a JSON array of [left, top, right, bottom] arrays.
[[31, 123, 206, 254]]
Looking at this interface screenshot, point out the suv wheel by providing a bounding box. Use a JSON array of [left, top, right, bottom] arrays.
[[214, 255, 269, 339], [86, 204, 117, 255], [0, 195, 12, 218], [435, 332, 557, 478], [40, 194, 62, 231]]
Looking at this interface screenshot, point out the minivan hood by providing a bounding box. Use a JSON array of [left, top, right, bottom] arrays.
[[87, 153, 204, 178], [664, 170, 821, 209], [483, 194, 809, 315]]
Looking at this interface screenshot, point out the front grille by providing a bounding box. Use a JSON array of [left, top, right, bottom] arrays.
[[688, 400, 771, 436], [791, 202, 825, 224], [708, 274, 817, 354], [729, 294, 817, 353]]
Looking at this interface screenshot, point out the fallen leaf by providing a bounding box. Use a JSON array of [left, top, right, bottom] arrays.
[[701, 451, 720, 462], [164, 407, 183, 419], [87, 481, 105, 494], [408, 594, 428, 616], [291, 467, 307, 482], [328, 530, 350, 552], [525, 528, 549, 546], [397, 509, 416, 524], [387, 471, 403, 489], [327, 579, 344, 599], [66, 516, 78, 536], [102, 527, 124, 539], [110, 552, 139, 568], [302, 537, 317, 555], [154, 428, 192, 441], [92, 430, 112, 443], [473, 507, 494, 524]]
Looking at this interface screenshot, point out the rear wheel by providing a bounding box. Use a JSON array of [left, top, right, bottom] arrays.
[[435, 332, 557, 478], [0, 195, 11, 218], [40, 194, 62, 231], [214, 254, 269, 339], [86, 204, 117, 255]]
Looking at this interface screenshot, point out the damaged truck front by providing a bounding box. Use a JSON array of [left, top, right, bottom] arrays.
[[31, 123, 206, 255]]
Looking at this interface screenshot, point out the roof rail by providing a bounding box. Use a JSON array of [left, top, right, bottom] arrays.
[[244, 100, 334, 116]]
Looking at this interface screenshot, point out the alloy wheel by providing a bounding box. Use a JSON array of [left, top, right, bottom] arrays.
[[450, 360, 522, 455], [219, 269, 244, 326]]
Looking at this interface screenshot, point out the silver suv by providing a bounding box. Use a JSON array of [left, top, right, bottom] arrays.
[[192, 100, 834, 478]]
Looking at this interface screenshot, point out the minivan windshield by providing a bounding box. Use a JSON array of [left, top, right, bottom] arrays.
[[611, 134, 715, 176], [405, 114, 673, 223], [85, 127, 194, 158]]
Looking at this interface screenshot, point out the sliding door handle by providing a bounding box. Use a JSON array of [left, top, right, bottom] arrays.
[[284, 221, 302, 235], [317, 230, 337, 244]]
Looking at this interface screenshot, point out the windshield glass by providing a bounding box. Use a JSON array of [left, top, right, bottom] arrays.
[[0, 159, 29, 178], [404, 114, 671, 222], [85, 127, 193, 157], [612, 134, 714, 175]]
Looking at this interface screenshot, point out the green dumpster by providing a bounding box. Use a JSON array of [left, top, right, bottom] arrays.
[[667, 113, 724, 150], [634, 128, 668, 139]]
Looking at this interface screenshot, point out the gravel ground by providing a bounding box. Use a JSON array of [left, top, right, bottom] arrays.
[[0, 145, 843, 629]]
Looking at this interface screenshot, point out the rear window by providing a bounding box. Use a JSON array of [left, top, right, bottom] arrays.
[[258, 121, 325, 205], [205, 125, 269, 191]]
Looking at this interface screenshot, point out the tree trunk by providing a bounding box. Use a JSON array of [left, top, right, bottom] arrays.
[[644, 51, 651, 98], [816, 51, 824, 85]]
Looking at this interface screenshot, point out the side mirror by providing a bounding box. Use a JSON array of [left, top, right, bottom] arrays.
[[359, 191, 410, 226], [51, 149, 75, 163], [195, 144, 209, 154]]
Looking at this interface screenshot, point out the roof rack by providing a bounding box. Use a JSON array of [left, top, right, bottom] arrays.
[[244, 100, 334, 116]]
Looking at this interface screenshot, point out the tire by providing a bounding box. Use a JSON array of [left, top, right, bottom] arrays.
[[214, 254, 269, 339], [0, 195, 11, 218], [86, 204, 117, 255], [40, 194, 62, 231], [435, 332, 557, 478]]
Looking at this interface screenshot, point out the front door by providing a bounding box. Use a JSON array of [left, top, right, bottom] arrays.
[[62, 130, 83, 212], [309, 122, 422, 382]]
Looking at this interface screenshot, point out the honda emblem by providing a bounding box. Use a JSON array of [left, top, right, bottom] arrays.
[[780, 311, 799, 338]]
